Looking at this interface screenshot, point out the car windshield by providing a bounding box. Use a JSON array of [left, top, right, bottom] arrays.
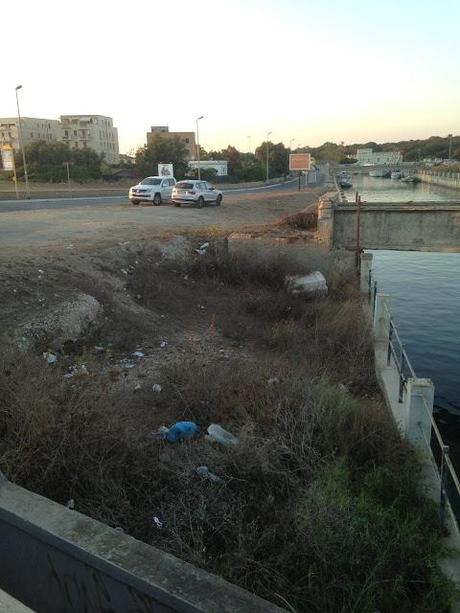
[[176, 182, 195, 189], [140, 178, 161, 185]]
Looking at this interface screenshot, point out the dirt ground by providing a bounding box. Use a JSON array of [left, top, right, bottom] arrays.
[[0, 187, 324, 255]]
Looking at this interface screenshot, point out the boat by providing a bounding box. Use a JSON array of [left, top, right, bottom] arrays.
[[400, 175, 421, 183], [369, 168, 390, 178], [391, 170, 403, 180], [337, 172, 352, 188]]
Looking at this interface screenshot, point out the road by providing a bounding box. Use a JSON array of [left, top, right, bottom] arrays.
[[0, 179, 298, 213], [0, 180, 323, 254]]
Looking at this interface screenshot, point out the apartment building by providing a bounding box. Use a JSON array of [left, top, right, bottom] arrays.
[[147, 126, 196, 160], [356, 148, 403, 165], [0, 117, 60, 149], [60, 115, 119, 164]]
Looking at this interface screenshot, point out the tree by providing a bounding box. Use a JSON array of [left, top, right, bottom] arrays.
[[14, 140, 102, 182], [255, 141, 289, 178], [220, 146, 242, 176], [135, 136, 188, 178]]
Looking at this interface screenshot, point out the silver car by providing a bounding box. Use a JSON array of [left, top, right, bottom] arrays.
[[129, 176, 176, 205], [171, 180, 223, 208]]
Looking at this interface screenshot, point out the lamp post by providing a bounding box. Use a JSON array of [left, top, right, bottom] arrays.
[[247, 135, 251, 154], [15, 85, 30, 199], [289, 138, 295, 151], [196, 115, 204, 179], [266, 131, 272, 182]]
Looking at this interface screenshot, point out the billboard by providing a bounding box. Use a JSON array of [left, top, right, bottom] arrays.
[[289, 153, 311, 171], [1, 145, 15, 172], [158, 163, 174, 177]]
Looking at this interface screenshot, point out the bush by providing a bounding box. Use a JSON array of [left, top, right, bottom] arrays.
[[0, 243, 454, 612]]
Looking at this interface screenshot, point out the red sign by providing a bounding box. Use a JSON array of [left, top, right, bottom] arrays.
[[289, 153, 311, 171]]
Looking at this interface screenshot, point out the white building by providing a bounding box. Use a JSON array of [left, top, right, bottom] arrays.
[[60, 115, 119, 164], [0, 117, 60, 149], [188, 160, 228, 176], [0, 114, 120, 165], [356, 148, 403, 165]]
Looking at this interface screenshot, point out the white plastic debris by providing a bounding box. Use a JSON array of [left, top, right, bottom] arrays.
[[268, 377, 280, 385], [94, 345, 105, 353], [43, 351, 58, 364], [207, 424, 239, 446], [194, 242, 209, 256], [195, 466, 222, 483], [132, 351, 144, 358], [160, 341, 167, 348], [66, 499, 75, 510], [64, 364, 89, 379], [285, 271, 328, 297], [38, 269, 44, 274], [152, 384, 162, 393], [152, 515, 164, 530], [134, 384, 142, 391], [120, 359, 135, 369]]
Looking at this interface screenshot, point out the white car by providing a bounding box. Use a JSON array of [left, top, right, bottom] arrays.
[[171, 180, 223, 207], [129, 176, 176, 205]]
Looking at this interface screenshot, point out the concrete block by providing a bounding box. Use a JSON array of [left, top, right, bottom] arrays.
[[285, 271, 328, 297], [0, 480, 286, 613]]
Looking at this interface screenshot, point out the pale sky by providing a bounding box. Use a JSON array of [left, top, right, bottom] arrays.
[[2, 0, 459, 154]]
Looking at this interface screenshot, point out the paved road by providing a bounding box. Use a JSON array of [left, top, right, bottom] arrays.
[[0, 179, 298, 212]]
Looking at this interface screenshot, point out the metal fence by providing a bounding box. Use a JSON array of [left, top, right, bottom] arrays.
[[368, 271, 460, 528]]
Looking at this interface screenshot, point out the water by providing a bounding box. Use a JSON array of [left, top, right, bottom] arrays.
[[352, 174, 460, 458], [347, 173, 460, 203]]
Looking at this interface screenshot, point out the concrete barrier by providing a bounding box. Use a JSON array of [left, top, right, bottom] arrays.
[[0, 477, 285, 613], [417, 170, 460, 190]]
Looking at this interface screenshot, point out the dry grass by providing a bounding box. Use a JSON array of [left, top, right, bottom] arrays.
[[0, 241, 455, 612]]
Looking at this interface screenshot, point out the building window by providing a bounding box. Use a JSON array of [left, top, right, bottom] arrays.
[[185, 138, 189, 143]]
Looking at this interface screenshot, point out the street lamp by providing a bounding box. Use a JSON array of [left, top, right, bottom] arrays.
[[289, 138, 295, 151], [266, 131, 272, 182], [196, 115, 204, 179], [247, 135, 251, 154], [15, 85, 30, 199]]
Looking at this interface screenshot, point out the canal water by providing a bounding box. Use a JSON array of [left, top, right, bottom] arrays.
[[349, 174, 460, 460]]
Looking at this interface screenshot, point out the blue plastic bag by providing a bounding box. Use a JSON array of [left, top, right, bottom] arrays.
[[166, 421, 199, 443]]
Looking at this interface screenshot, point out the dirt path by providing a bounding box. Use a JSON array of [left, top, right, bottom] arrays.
[[0, 188, 323, 257]]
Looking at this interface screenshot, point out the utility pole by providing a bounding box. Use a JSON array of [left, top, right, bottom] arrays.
[[196, 115, 204, 180], [448, 133, 453, 160], [266, 131, 272, 182], [15, 85, 30, 199]]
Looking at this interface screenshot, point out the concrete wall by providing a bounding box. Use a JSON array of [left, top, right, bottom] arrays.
[[0, 478, 285, 613], [332, 203, 460, 251], [417, 170, 460, 190]]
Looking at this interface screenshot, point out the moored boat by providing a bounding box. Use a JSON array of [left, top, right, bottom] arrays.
[[391, 170, 403, 180], [369, 168, 390, 178]]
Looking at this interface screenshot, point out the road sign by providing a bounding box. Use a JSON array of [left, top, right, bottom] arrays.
[[158, 163, 174, 177], [1, 145, 15, 172], [289, 153, 311, 171]]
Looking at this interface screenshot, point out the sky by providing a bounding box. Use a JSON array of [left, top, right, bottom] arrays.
[[2, 0, 459, 154]]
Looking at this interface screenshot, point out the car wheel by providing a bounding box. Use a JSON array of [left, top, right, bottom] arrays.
[[215, 194, 222, 206], [174, 202, 181, 207], [197, 196, 205, 208], [153, 193, 162, 206], [130, 199, 140, 205]]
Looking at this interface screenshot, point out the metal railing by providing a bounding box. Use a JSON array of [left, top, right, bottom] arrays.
[[368, 269, 460, 528]]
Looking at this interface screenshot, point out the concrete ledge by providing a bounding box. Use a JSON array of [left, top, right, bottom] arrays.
[[0, 479, 285, 613], [0, 589, 34, 612]]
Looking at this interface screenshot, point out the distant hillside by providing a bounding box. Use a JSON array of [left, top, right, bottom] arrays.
[[298, 135, 460, 163]]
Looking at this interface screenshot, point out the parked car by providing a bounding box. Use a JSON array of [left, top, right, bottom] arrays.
[[129, 176, 176, 205], [171, 180, 223, 207]]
